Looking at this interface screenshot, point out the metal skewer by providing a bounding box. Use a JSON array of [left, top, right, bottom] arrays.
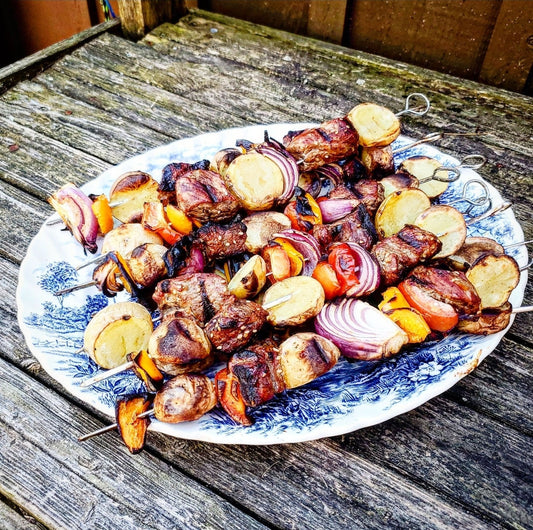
[[78, 409, 153, 442], [395, 93, 431, 117], [78, 293, 294, 387], [392, 131, 481, 155]]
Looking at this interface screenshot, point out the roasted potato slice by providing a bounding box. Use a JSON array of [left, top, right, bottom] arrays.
[[360, 145, 394, 178], [101, 223, 164, 257], [83, 301, 153, 369], [224, 152, 285, 210], [380, 172, 419, 198], [448, 236, 505, 271], [457, 303, 512, 335], [242, 211, 291, 253], [374, 188, 431, 238], [263, 276, 325, 327], [414, 205, 467, 259], [211, 147, 242, 177], [346, 102, 400, 147], [466, 254, 520, 309], [228, 255, 267, 299], [399, 156, 450, 199], [109, 171, 159, 223], [277, 332, 340, 389]]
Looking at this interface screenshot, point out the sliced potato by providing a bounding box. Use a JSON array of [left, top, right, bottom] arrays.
[[374, 188, 431, 238], [242, 211, 291, 253], [224, 152, 285, 210], [414, 205, 467, 259], [277, 332, 340, 389], [101, 223, 164, 258], [399, 156, 450, 199], [83, 301, 153, 369], [448, 236, 505, 271], [109, 171, 159, 223], [456, 303, 512, 335], [346, 102, 400, 147], [380, 172, 419, 198], [228, 255, 267, 299], [466, 254, 520, 309], [360, 145, 394, 178], [263, 276, 325, 327]]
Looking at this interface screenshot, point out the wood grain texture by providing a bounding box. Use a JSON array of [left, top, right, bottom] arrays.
[[0, 501, 44, 530], [0, 356, 267, 530]]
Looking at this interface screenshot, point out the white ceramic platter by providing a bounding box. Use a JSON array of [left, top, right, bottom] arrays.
[[17, 124, 528, 445]]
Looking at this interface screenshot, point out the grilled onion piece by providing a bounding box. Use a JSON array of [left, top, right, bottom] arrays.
[[109, 171, 159, 223]]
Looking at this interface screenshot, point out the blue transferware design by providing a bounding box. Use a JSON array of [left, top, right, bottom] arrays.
[[17, 124, 528, 445]]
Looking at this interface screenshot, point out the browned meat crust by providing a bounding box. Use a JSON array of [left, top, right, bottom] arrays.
[[153, 273, 235, 325], [205, 300, 268, 355], [284, 118, 359, 171], [228, 340, 285, 407], [175, 169, 241, 223], [408, 265, 481, 315], [372, 225, 442, 286], [195, 221, 247, 262]]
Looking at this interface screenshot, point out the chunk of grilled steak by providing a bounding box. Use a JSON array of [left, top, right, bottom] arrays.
[[313, 204, 378, 251], [205, 300, 268, 355], [153, 273, 235, 325], [175, 169, 241, 223], [372, 225, 442, 286], [408, 265, 481, 315], [349, 179, 385, 216], [284, 118, 359, 171], [158, 160, 210, 204], [195, 220, 247, 262], [228, 340, 284, 408]]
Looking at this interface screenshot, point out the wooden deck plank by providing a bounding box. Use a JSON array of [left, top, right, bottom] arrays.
[[0, 501, 43, 530], [0, 355, 267, 530], [1, 79, 174, 165]]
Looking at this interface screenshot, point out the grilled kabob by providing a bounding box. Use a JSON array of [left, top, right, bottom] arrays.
[[216, 333, 341, 425], [372, 225, 443, 286], [157, 159, 210, 205]]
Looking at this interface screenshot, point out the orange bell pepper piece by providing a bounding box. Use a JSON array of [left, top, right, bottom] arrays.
[[284, 191, 322, 232], [91, 194, 114, 235], [312, 261, 342, 299], [273, 238, 304, 276], [166, 204, 193, 235]]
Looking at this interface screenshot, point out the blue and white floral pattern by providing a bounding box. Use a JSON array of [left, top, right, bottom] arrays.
[[17, 124, 528, 445]]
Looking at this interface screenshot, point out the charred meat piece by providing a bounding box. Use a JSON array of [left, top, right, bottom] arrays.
[[175, 169, 241, 223], [205, 300, 268, 356], [372, 225, 442, 286], [228, 340, 285, 407], [148, 316, 214, 375], [313, 204, 378, 251], [195, 220, 247, 262], [153, 273, 235, 325], [326, 184, 357, 201], [348, 179, 385, 216], [158, 160, 210, 204], [408, 265, 481, 316], [283, 118, 359, 171]]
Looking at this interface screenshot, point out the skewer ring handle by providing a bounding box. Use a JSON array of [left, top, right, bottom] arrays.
[[458, 154, 487, 170], [396, 93, 431, 117], [419, 166, 461, 184]]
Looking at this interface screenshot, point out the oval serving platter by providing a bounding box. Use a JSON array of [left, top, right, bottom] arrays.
[[17, 123, 528, 445]]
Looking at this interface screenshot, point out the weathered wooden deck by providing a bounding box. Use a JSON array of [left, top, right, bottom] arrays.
[[1, 9, 531, 529]]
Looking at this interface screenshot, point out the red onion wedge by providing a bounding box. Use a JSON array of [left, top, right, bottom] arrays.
[[317, 198, 359, 223], [342, 242, 381, 298], [315, 298, 408, 360], [48, 183, 99, 253], [273, 229, 321, 276], [256, 145, 299, 203]]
